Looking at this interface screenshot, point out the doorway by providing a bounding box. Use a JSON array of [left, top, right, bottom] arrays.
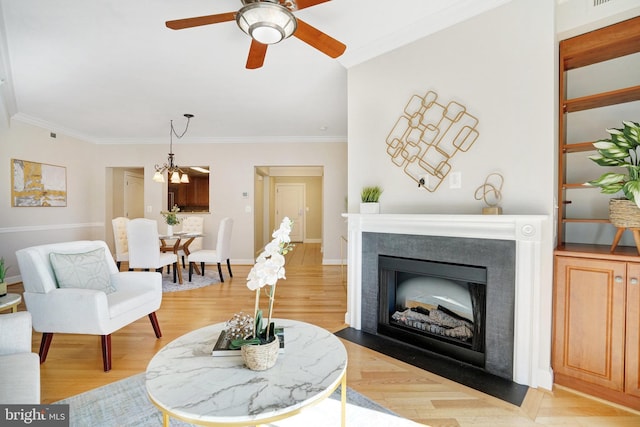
[[124, 171, 144, 219], [105, 167, 144, 252], [275, 183, 305, 242], [254, 166, 323, 257]]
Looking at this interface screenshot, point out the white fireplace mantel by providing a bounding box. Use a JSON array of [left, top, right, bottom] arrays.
[[342, 213, 553, 390]]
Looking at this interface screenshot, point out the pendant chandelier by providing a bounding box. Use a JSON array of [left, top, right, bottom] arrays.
[[153, 114, 194, 184]]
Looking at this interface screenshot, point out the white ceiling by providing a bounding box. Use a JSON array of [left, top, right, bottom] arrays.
[[0, 0, 510, 144]]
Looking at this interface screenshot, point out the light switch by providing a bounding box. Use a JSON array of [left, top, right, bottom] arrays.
[[449, 172, 462, 189]]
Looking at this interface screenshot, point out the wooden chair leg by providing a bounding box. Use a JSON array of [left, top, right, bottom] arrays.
[[173, 262, 177, 283], [189, 262, 193, 282], [149, 312, 162, 338], [217, 262, 224, 282], [39, 332, 54, 364], [200, 262, 205, 277], [227, 259, 233, 277], [101, 334, 112, 372]]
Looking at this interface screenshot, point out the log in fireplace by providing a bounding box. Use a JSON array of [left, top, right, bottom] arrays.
[[378, 255, 487, 368]]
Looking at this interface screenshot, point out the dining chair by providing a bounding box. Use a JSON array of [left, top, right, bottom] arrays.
[[177, 216, 204, 268], [127, 218, 178, 283], [187, 217, 233, 282], [111, 217, 130, 271]]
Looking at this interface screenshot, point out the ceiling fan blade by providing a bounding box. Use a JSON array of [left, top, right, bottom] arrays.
[[166, 12, 236, 30], [291, 0, 331, 10], [246, 40, 268, 69], [294, 19, 346, 59]]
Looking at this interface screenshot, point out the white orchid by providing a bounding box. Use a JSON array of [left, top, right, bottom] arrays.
[[244, 217, 294, 342]]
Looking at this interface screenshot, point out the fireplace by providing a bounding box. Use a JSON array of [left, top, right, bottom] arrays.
[[360, 232, 515, 379], [378, 255, 487, 368], [342, 213, 552, 391]]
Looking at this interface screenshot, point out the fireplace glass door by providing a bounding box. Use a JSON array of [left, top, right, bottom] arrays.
[[378, 255, 487, 367]]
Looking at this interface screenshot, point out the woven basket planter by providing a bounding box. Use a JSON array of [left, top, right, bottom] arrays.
[[609, 198, 640, 228], [241, 337, 279, 371]]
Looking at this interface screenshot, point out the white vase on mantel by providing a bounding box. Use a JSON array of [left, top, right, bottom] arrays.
[[166, 225, 173, 237], [359, 202, 380, 214]]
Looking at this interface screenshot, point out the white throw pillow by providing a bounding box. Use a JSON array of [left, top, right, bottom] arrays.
[[50, 248, 116, 294]]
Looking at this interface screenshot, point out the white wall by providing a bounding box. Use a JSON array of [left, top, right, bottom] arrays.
[[0, 120, 347, 283], [348, 0, 556, 218], [347, 0, 557, 388]]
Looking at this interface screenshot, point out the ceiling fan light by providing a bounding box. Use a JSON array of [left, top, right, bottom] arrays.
[[153, 171, 165, 183], [252, 25, 284, 44], [236, 3, 297, 45]]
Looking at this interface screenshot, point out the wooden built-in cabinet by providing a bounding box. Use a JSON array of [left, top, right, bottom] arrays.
[[554, 16, 640, 411], [554, 252, 640, 408]]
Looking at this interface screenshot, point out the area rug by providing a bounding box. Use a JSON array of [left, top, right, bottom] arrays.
[[56, 373, 423, 426], [161, 269, 220, 293]]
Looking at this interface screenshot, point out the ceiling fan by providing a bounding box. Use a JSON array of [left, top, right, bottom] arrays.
[[165, 0, 346, 69]]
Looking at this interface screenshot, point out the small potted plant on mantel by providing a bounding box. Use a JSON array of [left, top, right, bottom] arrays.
[[586, 121, 640, 229], [360, 186, 383, 214]]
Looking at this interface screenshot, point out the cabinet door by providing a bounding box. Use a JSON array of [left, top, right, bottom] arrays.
[[554, 256, 626, 391], [626, 263, 640, 398]]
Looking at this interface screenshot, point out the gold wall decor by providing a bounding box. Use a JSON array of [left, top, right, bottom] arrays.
[[386, 90, 479, 191], [11, 159, 67, 207]]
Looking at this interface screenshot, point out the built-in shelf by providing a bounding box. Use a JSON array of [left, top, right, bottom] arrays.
[[562, 218, 609, 223], [557, 16, 640, 247], [562, 141, 596, 153], [562, 183, 594, 190], [564, 85, 640, 113]]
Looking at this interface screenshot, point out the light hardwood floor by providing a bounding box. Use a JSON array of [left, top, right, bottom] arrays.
[[10, 243, 640, 426]]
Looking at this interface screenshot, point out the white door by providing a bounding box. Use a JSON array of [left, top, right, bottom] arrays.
[[275, 183, 304, 242], [124, 172, 144, 219]]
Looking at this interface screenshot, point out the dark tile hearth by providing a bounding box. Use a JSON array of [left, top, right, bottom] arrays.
[[335, 327, 528, 407]]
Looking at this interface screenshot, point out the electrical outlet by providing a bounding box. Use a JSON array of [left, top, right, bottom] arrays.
[[449, 172, 462, 189]]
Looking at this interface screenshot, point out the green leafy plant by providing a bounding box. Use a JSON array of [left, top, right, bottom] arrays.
[[361, 186, 383, 203], [586, 121, 640, 208], [161, 204, 181, 225], [0, 257, 9, 282]]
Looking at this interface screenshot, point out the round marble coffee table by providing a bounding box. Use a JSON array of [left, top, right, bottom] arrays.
[[0, 293, 22, 313], [146, 319, 348, 426]]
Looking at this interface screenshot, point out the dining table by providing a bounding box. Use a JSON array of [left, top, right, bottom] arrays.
[[158, 232, 203, 284]]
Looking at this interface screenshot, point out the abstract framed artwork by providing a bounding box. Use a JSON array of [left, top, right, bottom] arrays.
[[11, 159, 67, 207]]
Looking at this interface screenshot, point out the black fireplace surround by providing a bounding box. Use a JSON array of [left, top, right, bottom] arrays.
[[360, 232, 516, 380]]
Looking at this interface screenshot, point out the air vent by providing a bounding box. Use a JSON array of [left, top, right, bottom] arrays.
[[593, 0, 612, 6]]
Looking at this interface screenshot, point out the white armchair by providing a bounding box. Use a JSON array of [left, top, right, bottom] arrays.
[[0, 311, 40, 403], [16, 240, 162, 372]]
